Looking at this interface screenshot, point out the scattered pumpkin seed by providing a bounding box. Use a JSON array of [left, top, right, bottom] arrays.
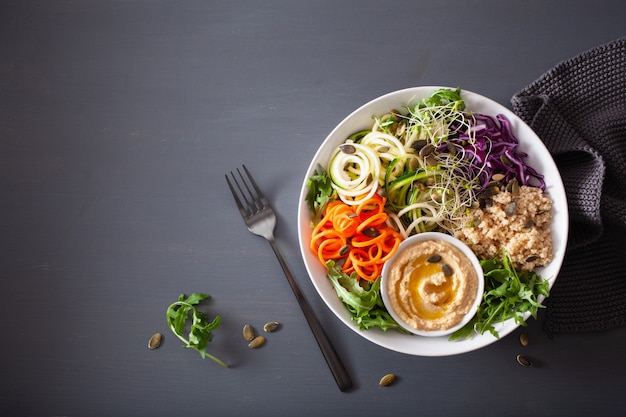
[[409, 156, 420, 171], [500, 154, 513, 166], [377, 145, 391, 153], [519, 332, 529, 347], [410, 139, 427, 152], [524, 219, 535, 228], [484, 185, 500, 197], [339, 143, 356, 154], [362, 227, 381, 238], [506, 178, 520, 196], [243, 324, 255, 341], [479, 196, 493, 208], [248, 335, 266, 349], [339, 244, 350, 256], [491, 173, 505, 182], [427, 254, 442, 263], [395, 120, 406, 136], [516, 354, 533, 367], [525, 255, 538, 263], [263, 321, 280, 333], [425, 154, 438, 167], [446, 141, 457, 155], [418, 143, 435, 158], [505, 201, 517, 216], [379, 373, 396, 386], [441, 263, 454, 277], [148, 332, 162, 350]]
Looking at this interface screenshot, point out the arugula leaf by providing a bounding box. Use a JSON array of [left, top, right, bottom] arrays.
[[420, 86, 465, 110], [305, 164, 336, 226], [326, 260, 408, 333], [449, 251, 550, 341], [165, 292, 228, 367]]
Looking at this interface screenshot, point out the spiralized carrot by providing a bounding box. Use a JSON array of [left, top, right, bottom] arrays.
[[310, 192, 403, 281]]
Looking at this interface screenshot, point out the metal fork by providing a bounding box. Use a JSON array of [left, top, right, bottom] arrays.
[[226, 165, 353, 392]]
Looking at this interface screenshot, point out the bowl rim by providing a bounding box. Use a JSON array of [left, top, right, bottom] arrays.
[[297, 86, 569, 356]]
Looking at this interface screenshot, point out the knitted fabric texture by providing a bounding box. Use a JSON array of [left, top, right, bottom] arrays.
[[511, 37, 626, 333]]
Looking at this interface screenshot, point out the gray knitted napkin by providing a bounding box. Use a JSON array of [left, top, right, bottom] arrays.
[[511, 37, 626, 334]]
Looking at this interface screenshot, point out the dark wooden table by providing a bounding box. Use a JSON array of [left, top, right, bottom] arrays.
[[2, 1, 625, 416]]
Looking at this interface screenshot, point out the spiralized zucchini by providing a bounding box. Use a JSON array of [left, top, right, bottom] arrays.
[[327, 88, 483, 237]]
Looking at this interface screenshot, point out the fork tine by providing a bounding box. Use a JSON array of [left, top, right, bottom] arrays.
[[236, 166, 261, 211], [226, 165, 267, 217], [241, 165, 269, 207], [225, 172, 249, 217]]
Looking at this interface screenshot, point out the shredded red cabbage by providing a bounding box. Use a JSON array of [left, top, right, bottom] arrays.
[[440, 113, 546, 191]]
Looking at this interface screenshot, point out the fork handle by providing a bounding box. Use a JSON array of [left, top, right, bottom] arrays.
[[268, 238, 353, 392]]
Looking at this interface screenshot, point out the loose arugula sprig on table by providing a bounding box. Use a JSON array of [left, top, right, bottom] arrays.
[[449, 251, 550, 341], [166, 292, 228, 367]]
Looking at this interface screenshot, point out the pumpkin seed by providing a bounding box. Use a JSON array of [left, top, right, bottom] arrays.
[[395, 120, 406, 136], [248, 336, 266, 349], [446, 141, 457, 155], [427, 254, 442, 263], [516, 354, 533, 367], [148, 332, 162, 350], [479, 196, 493, 208], [410, 139, 427, 152], [491, 173, 505, 182], [523, 219, 535, 228], [263, 321, 280, 333], [505, 201, 517, 216], [339, 244, 350, 256], [519, 332, 529, 347], [409, 156, 420, 171], [379, 373, 396, 386], [362, 227, 381, 238], [483, 185, 500, 197], [525, 255, 538, 263], [339, 143, 356, 154], [377, 145, 391, 153], [419, 143, 435, 158], [441, 263, 454, 277], [243, 324, 255, 341], [425, 154, 438, 167], [506, 178, 520, 196]]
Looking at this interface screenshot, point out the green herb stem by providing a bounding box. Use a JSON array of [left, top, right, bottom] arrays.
[[165, 293, 228, 367]]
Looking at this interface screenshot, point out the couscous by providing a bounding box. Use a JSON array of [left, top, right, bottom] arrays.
[[455, 186, 553, 271]]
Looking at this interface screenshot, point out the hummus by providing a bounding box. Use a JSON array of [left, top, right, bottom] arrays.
[[385, 239, 479, 332]]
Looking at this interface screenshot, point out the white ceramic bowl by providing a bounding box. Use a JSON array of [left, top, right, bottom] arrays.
[[380, 232, 484, 338], [297, 86, 569, 356]]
